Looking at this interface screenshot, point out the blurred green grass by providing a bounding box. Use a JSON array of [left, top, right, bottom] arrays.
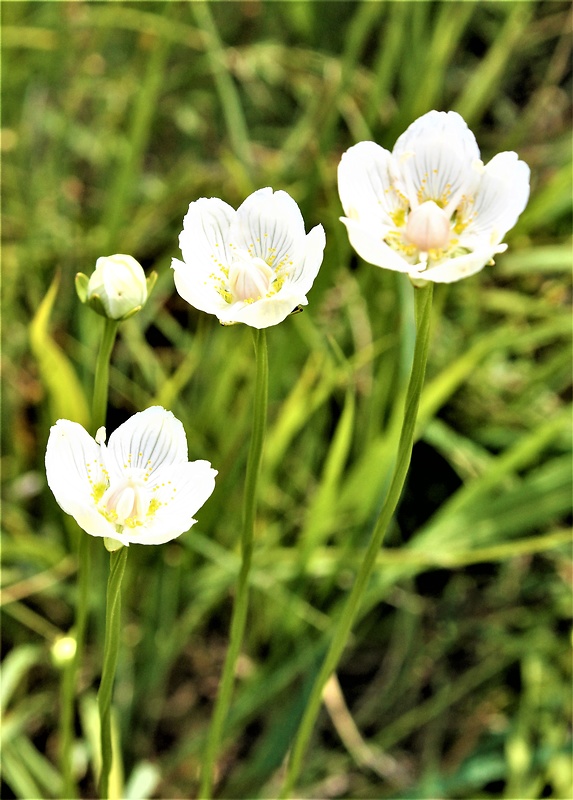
[[1, 2, 571, 798]]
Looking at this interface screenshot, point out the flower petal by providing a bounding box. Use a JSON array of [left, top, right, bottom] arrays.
[[172, 257, 230, 318], [220, 293, 306, 329], [394, 110, 480, 166], [459, 152, 530, 246], [393, 110, 481, 211], [45, 420, 113, 538], [409, 245, 506, 284], [231, 188, 307, 271], [338, 141, 405, 226], [138, 460, 217, 545], [287, 224, 326, 293], [340, 217, 412, 272], [105, 407, 189, 480], [179, 197, 235, 270]]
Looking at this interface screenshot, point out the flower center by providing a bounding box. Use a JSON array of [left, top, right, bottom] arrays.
[[405, 201, 451, 252], [228, 251, 275, 302], [99, 476, 150, 529]]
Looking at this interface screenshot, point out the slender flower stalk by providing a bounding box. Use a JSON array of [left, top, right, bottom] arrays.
[[58, 533, 93, 799], [55, 254, 159, 795], [97, 546, 128, 799], [85, 317, 120, 798], [92, 318, 119, 433], [280, 283, 433, 798], [171, 185, 322, 793], [200, 328, 268, 798], [58, 314, 118, 798]]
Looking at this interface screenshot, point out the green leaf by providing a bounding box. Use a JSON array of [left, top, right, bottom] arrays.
[[29, 273, 89, 427], [0, 645, 42, 714], [123, 762, 161, 800], [7, 734, 63, 798], [1, 741, 44, 800]]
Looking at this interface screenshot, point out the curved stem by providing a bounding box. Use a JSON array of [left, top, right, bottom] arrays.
[[92, 318, 119, 433], [280, 283, 433, 797], [199, 328, 268, 798], [97, 546, 128, 799]]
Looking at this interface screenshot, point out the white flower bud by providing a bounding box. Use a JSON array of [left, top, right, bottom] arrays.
[[86, 254, 148, 320]]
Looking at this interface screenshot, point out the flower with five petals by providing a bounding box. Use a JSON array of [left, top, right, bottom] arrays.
[[338, 110, 530, 283], [172, 187, 326, 328], [45, 406, 217, 548]]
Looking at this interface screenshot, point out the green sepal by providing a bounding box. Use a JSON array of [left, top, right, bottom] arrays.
[[75, 272, 89, 303], [146, 270, 158, 296], [120, 305, 143, 321], [86, 293, 109, 318], [104, 538, 124, 553], [409, 276, 430, 289]]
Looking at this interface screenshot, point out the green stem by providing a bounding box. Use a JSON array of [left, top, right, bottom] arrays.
[[97, 546, 128, 800], [59, 316, 119, 795], [92, 318, 119, 433], [59, 533, 91, 799], [59, 644, 77, 798], [280, 283, 433, 798], [199, 328, 268, 798]]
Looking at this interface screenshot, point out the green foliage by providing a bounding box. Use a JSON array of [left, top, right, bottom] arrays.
[[2, 1, 571, 798], [29, 273, 90, 428]]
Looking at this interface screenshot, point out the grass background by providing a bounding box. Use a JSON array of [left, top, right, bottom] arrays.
[[1, 1, 572, 798]]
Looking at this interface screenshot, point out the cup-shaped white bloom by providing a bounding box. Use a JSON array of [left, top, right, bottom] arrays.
[[171, 187, 326, 328], [45, 406, 217, 547], [338, 111, 530, 283], [76, 254, 155, 320]]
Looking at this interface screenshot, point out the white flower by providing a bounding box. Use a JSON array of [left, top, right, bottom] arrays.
[[171, 187, 326, 328], [45, 406, 217, 547], [338, 110, 530, 283], [76, 254, 156, 320]]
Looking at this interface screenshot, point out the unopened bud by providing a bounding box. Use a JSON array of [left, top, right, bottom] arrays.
[[51, 635, 77, 667], [76, 254, 156, 320]]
